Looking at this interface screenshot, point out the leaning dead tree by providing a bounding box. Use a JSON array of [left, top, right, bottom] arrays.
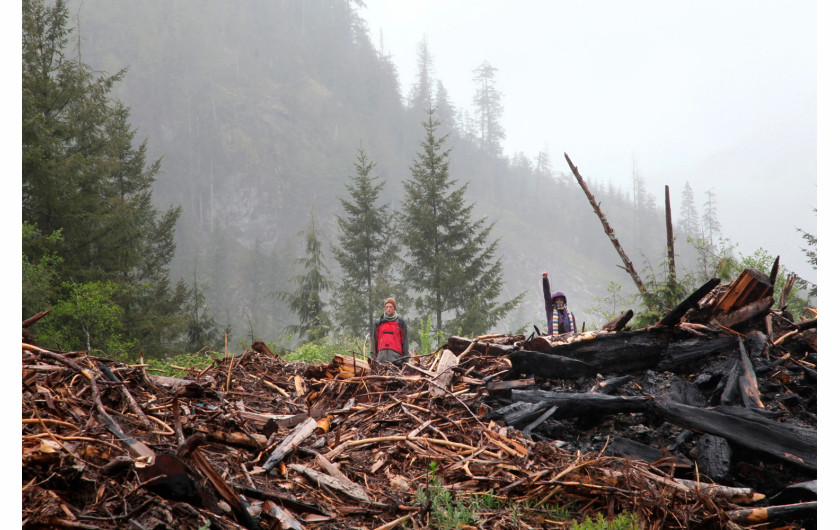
[[564, 153, 647, 296]]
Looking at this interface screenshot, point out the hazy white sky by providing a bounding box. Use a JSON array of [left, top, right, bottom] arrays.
[[361, 0, 821, 284]]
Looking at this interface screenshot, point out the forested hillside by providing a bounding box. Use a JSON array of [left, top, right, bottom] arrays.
[[26, 0, 810, 355]]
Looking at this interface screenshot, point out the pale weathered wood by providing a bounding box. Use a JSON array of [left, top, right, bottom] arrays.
[[263, 500, 304, 530], [288, 464, 372, 503], [429, 349, 458, 398], [259, 417, 319, 472], [738, 339, 764, 409]]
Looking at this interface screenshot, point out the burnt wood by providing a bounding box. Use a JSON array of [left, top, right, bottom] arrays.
[[650, 399, 816, 471], [695, 434, 732, 482], [656, 278, 721, 327], [588, 375, 633, 394], [547, 329, 669, 374], [510, 389, 649, 418], [656, 335, 740, 372], [604, 436, 692, 468], [507, 350, 595, 379], [601, 310, 634, 332]]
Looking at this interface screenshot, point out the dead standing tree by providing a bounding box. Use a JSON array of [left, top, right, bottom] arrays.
[[564, 153, 648, 297]]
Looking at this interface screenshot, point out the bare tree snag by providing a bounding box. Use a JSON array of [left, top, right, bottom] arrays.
[[665, 185, 676, 283], [564, 153, 647, 296]]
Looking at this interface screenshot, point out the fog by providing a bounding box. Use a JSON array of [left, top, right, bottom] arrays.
[[363, 0, 819, 284]]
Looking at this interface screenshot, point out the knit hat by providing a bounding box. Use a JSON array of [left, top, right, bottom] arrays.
[[385, 297, 397, 309]]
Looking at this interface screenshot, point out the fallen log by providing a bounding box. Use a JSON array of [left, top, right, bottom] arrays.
[[656, 334, 740, 372], [445, 336, 517, 357], [510, 389, 649, 418], [507, 350, 595, 379], [546, 328, 670, 373], [650, 399, 816, 471]]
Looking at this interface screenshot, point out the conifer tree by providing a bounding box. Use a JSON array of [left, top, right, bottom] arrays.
[[22, 0, 185, 354], [279, 208, 332, 343], [678, 182, 700, 238], [400, 108, 522, 336], [333, 148, 399, 337], [408, 36, 434, 113], [702, 189, 722, 248], [471, 61, 505, 157]]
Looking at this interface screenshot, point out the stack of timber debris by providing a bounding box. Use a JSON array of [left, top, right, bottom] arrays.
[[21, 269, 815, 528], [448, 268, 817, 528]]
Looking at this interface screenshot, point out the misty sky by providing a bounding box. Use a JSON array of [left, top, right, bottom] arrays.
[[362, 0, 821, 285]]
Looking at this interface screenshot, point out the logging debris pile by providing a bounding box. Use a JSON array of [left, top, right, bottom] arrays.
[[22, 269, 816, 529]]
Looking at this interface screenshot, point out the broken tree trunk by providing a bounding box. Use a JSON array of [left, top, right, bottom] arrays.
[[650, 399, 816, 470], [714, 269, 773, 313], [565, 152, 647, 297], [665, 185, 676, 284], [656, 278, 721, 327], [429, 349, 458, 398], [601, 310, 634, 332]]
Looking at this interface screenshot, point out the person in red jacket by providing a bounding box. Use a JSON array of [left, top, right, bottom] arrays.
[[373, 297, 409, 366]]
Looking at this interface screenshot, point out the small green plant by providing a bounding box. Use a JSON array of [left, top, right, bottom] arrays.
[[418, 315, 446, 356], [143, 348, 225, 376], [585, 281, 633, 326], [571, 511, 640, 530], [416, 462, 475, 529], [285, 335, 368, 364]]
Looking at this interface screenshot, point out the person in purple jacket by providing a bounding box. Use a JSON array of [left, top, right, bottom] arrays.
[[542, 272, 577, 335]]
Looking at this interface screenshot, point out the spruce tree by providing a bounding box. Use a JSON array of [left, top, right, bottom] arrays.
[[279, 208, 332, 343], [400, 108, 522, 336], [471, 61, 505, 157], [22, 0, 185, 355], [333, 148, 399, 338]]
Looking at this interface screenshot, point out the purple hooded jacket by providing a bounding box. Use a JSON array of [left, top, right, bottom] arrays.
[[542, 275, 577, 335]]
